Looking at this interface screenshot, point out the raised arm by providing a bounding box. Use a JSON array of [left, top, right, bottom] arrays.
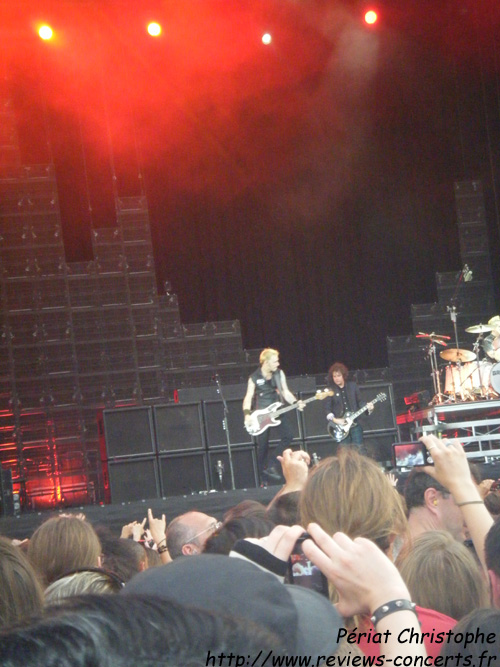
[[420, 434, 494, 571], [266, 448, 310, 510], [148, 508, 170, 564], [303, 523, 426, 664]]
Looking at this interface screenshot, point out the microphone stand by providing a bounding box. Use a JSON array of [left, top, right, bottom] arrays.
[[427, 339, 446, 404], [212, 374, 236, 490], [446, 266, 471, 401], [472, 334, 487, 399]]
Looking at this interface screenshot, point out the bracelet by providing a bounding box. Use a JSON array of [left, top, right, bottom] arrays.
[[156, 537, 167, 547], [157, 544, 169, 555], [370, 599, 417, 626], [243, 409, 251, 416], [456, 500, 484, 507]]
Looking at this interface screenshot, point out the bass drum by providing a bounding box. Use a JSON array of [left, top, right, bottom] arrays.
[[444, 362, 477, 397], [491, 363, 500, 396], [471, 360, 497, 398]]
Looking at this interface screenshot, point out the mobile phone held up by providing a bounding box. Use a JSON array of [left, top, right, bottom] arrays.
[[392, 441, 433, 469], [285, 532, 329, 597]]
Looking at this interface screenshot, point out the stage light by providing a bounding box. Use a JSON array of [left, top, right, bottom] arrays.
[[147, 22, 162, 37], [38, 25, 54, 40], [262, 33, 272, 45], [364, 10, 378, 25]]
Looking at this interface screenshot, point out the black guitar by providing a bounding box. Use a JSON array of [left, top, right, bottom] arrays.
[[327, 392, 387, 442]]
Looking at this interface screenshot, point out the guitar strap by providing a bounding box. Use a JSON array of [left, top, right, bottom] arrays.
[[272, 370, 285, 403]]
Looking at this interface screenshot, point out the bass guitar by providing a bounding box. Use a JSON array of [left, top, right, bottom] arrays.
[[327, 392, 387, 442], [245, 390, 333, 437]]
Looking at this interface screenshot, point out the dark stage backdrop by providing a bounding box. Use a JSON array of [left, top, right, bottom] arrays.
[[3, 0, 499, 377]]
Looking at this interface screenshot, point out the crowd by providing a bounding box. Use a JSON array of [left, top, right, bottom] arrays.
[[1, 434, 500, 666]]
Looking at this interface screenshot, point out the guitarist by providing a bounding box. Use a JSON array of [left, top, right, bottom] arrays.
[[326, 362, 373, 452], [243, 348, 304, 485]]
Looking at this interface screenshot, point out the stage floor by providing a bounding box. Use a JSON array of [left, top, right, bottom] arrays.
[[0, 486, 277, 541]]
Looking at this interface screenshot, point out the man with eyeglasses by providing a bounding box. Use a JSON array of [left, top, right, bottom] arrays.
[[166, 511, 221, 558]]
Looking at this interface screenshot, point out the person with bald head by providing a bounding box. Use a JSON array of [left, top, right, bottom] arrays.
[[166, 511, 221, 558]]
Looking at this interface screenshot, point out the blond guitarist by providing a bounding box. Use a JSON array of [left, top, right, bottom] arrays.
[[243, 348, 304, 485]]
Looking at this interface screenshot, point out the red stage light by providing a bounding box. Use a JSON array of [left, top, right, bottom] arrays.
[[364, 10, 378, 25], [147, 22, 162, 37], [262, 33, 272, 45], [38, 25, 54, 40]]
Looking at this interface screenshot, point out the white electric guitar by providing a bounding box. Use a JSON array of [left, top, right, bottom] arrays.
[[245, 390, 333, 436], [327, 392, 387, 442]]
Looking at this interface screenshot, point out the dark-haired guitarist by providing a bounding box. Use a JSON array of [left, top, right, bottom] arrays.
[[243, 348, 304, 484], [326, 362, 373, 452]]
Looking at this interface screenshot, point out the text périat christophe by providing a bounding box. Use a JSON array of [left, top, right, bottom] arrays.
[[339, 626, 496, 649]]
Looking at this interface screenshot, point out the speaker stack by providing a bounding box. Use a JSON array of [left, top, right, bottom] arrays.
[[155, 403, 209, 497], [99, 407, 158, 504], [99, 380, 399, 503]]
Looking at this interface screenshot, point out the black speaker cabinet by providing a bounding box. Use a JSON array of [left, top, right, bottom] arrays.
[[102, 407, 155, 458], [263, 443, 306, 481], [177, 383, 246, 403], [203, 399, 253, 448], [159, 452, 208, 497], [267, 408, 302, 443], [154, 403, 205, 453], [364, 432, 399, 466], [303, 438, 338, 462], [207, 446, 258, 490], [358, 383, 397, 433], [304, 433, 398, 467], [106, 456, 160, 503], [299, 391, 330, 439]]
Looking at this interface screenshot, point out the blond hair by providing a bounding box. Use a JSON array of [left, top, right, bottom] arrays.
[[0, 537, 44, 629], [397, 530, 488, 620], [259, 348, 279, 365], [44, 569, 120, 603], [299, 449, 407, 555]]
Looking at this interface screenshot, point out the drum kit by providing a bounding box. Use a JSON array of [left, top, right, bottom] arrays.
[[418, 315, 500, 404]]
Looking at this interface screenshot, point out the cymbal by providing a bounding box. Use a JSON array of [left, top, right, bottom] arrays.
[[439, 348, 476, 363], [465, 324, 492, 334], [488, 316, 500, 334]]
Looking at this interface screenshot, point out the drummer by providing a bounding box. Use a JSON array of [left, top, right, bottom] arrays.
[[484, 316, 500, 362]]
